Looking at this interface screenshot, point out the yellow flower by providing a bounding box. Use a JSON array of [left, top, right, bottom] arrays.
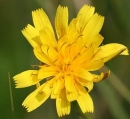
[[13, 5, 129, 117]]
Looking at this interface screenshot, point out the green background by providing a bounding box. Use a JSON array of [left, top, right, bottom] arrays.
[[0, 0, 130, 119]]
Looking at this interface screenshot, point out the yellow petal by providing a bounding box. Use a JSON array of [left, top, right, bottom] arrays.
[[41, 45, 58, 63], [93, 70, 110, 82], [67, 5, 95, 43], [69, 36, 85, 58], [66, 90, 78, 102], [40, 28, 57, 48], [90, 34, 104, 48], [22, 80, 53, 112], [94, 43, 129, 63], [33, 48, 53, 65], [72, 44, 94, 67], [83, 13, 104, 45], [56, 89, 70, 117], [38, 66, 57, 80], [57, 36, 70, 58], [13, 70, 39, 88], [32, 8, 54, 33], [32, 8, 57, 47], [76, 77, 93, 92], [73, 68, 94, 81], [22, 84, 45, 111], [84, 59, 104, 71], [67, 18, 79, 43], [58, 35, 68, 50], [76, 5, 95, 34], [84, 81, 93, 92], [65, 75, 78, 101], [77, 84, 94, 113], [22, 24, 41, 48], [120, 48, 129, 55], [55, 5, 68, 38], [65, 75, 75, 92], [51, 78, 64, 99]]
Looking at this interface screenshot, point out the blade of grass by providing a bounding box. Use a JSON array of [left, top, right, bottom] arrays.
[[102, 66, 130, 103], [96, 80, 129, 119]]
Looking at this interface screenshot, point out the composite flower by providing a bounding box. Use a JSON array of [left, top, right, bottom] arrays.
[[13, 5, 128, 116]]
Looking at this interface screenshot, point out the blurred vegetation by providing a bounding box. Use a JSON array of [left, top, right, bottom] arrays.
[[0, 0, 130, 119]]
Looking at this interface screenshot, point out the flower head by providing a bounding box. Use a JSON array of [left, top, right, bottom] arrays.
[[13, 5, 128, 116]]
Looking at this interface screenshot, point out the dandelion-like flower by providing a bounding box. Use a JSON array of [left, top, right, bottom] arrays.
[[13, 5, 129, 116]]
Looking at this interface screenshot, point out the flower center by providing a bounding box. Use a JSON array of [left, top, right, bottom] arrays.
[[62, 58, 71, 73]]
